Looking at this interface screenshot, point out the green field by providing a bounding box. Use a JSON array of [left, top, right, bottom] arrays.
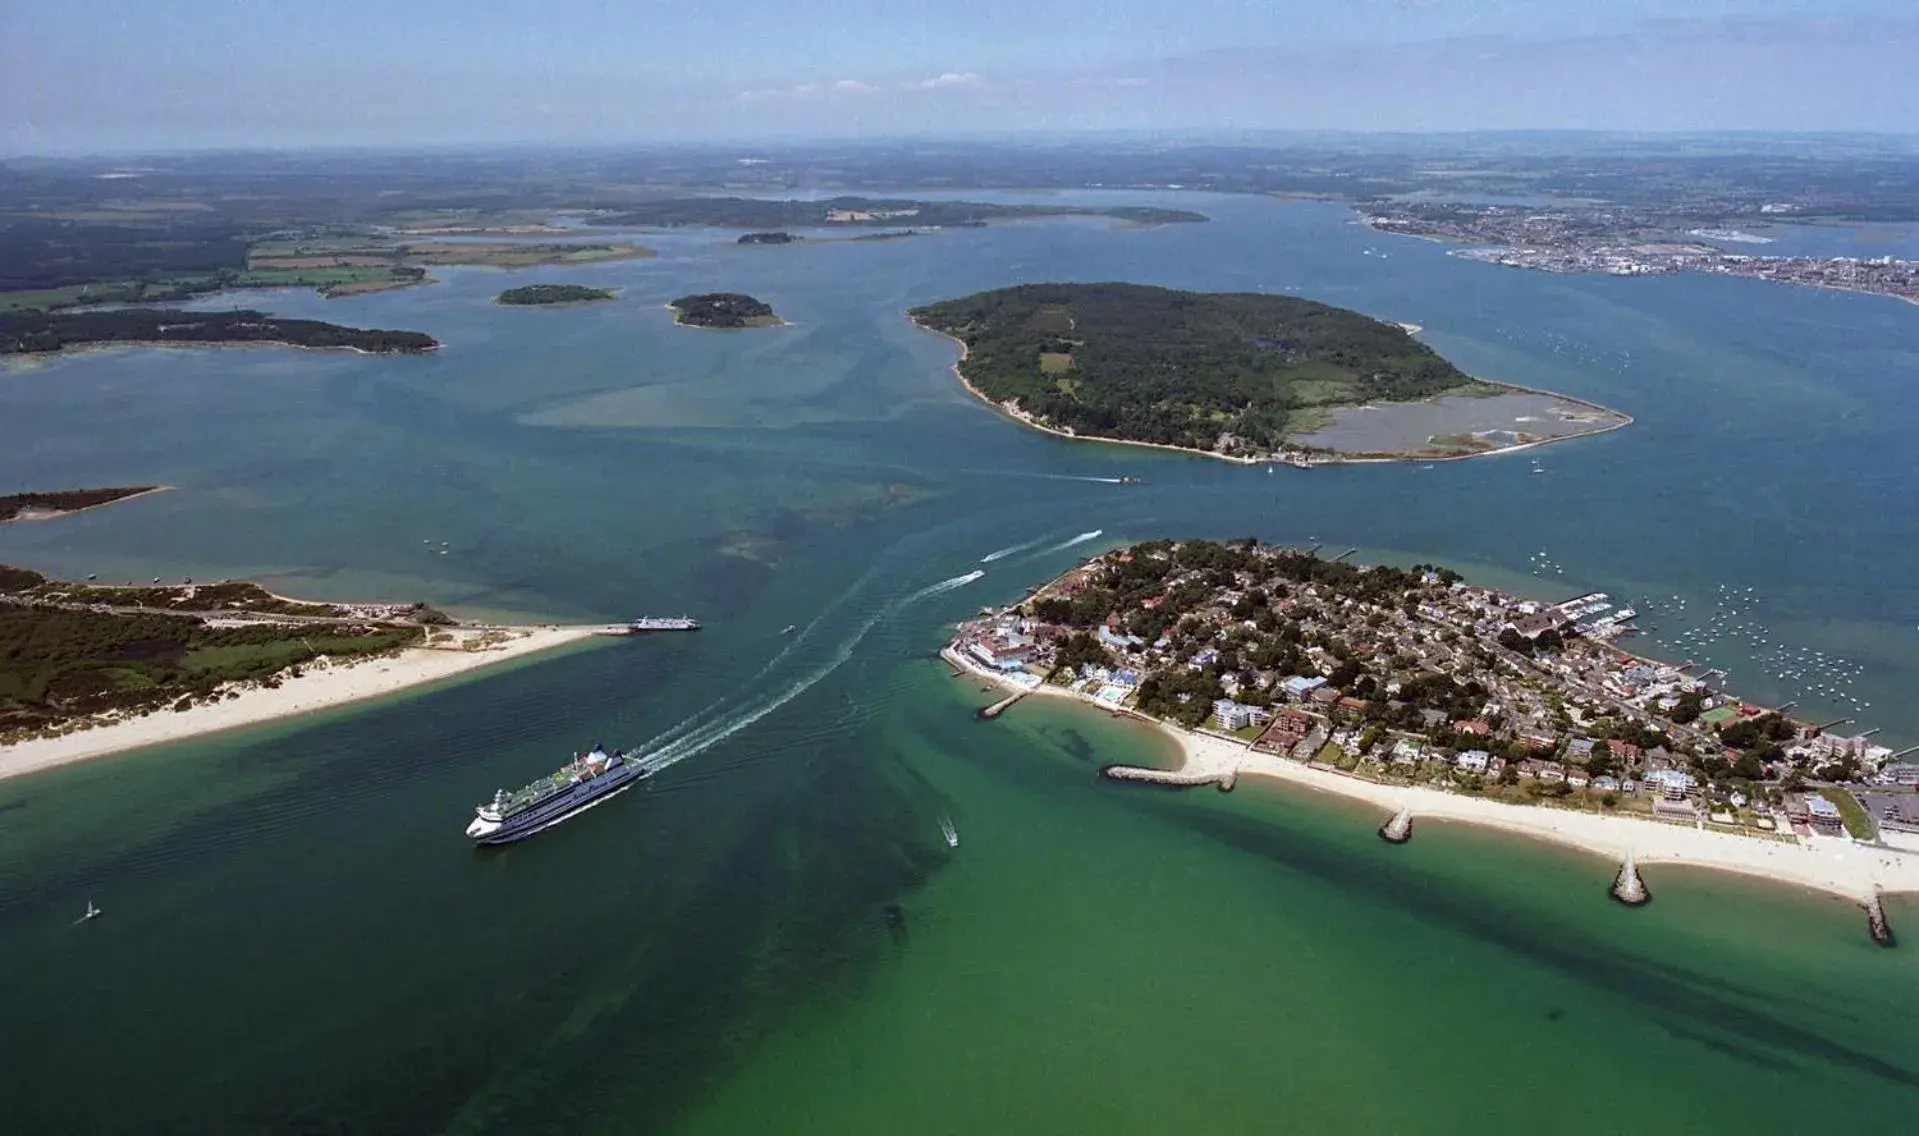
[[1819, 788, 1875, 840]]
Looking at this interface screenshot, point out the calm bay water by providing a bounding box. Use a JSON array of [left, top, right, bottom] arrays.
[[3, 194, 1918, 1133]]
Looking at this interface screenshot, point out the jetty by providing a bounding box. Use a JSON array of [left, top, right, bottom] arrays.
[[977, 690, 1028, 719], [1378, 807, 1413, 844], [1866, 887, 1895, 947], [1610, 850, 1650, 906], [1102, 763, 1237, 792]]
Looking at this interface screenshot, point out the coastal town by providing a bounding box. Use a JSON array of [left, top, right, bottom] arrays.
[[1363, 205, 1919, 304], [946, 540, 1919, 849]]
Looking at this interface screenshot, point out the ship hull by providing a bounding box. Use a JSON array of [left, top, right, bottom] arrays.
[[471, 758, 652, 845]]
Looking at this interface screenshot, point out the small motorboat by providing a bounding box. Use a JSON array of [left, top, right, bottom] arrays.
[[940, 815, 959, 848]]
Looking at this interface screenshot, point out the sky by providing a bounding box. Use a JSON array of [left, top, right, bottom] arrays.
[[4, 0, 1917, 152]]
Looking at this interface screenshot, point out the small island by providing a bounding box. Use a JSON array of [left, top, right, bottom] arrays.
[[945, 539, 1917, 928], [0, 309, 439, 356], [1, 486, 165, 523], [495, 284, 617, 306], [669, 293, 782, 329], [911, 283, 1628, 463], [738, 232, 800, 245]]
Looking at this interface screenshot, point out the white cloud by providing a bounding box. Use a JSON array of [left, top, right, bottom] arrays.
[[832, 79, 876, 94], [911, 71, 983, 90]]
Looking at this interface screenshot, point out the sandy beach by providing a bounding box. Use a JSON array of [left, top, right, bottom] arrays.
[[0, 625, 603, 783], [943, 646, 1919, 904]]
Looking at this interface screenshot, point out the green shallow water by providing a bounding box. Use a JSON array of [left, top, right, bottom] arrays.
[[3, 194, 1919, 1133]]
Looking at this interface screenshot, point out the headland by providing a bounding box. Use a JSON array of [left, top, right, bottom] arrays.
[[1, 486, 169, 524], [945, 539, 1919, 914], [1, 309, 438, 356], [0, 563, 605, 781]]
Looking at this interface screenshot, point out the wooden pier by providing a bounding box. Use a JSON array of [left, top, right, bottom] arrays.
[[977, 690, 1029, 719]]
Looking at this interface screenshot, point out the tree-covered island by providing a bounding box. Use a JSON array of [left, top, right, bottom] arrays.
[[949, 540, 1894, 835], [495, 284, 617, 306], [910, 283, 1493, 461], [669, 293, 782, 329], [738, 232, 801, 245], [0, 309, 438, 356]]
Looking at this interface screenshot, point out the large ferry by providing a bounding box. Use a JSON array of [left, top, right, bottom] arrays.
[[629, 616, 700, 632], [464, 745, 652, 844]]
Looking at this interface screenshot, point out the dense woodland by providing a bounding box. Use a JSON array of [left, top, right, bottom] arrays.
[[0, 309, 438, 355], [496, 284, 615, 305], [0, 487, 157, 523], [670, 292, 778, 328], [911, 283, 1475, 454], [594, 196, 1206, 229]]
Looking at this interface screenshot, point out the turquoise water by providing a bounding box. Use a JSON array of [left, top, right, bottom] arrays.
[[3, 194, 1919, 1133]]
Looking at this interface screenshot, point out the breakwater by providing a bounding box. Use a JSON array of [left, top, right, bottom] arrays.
[[1101, 763, 1237, 792], [1379, 807, 1413, 844], [1867, 887, 1895, 947], [1610, 851, 1650, 906]]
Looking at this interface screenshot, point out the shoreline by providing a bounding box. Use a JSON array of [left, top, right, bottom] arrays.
[[906, 314, 1631, 466], [1, 485, 173, 524], [0, 625, 604, 784], [941, 645, 1919, 905], [2, 338, 438, 368]]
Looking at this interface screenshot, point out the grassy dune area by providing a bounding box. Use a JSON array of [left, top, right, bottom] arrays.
[[0, 564, 449, 743]]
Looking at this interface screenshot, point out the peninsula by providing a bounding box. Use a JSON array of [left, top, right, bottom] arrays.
[[946, 540, 1919, 916], [593, 196, 1206, 230], [669, 292, 781, 329], [910, 283, 1626, 463], [0, 563, 603, 781], [496, 283, 617, 306], [0, 309, 438, 356], [1, 486, 165, 523]]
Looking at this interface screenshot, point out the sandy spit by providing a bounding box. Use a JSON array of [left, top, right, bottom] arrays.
[[0, 626, 604, 783]]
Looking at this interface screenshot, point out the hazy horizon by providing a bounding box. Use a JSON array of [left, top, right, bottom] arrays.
[[6, 2, 1919, 153]]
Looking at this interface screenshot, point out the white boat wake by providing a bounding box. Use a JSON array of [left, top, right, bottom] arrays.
[[630, 567, 986, 776], [981, 536, 1048, 563], [903, 569, 985, 603], [1032, 530, 1103, 557]]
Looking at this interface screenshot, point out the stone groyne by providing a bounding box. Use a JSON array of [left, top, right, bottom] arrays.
[[1378, 807, 1413, 844], [1867, 887, 1895, 948], [1101, 764, 1237, 793], [1610, 851, 1650, 906]]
